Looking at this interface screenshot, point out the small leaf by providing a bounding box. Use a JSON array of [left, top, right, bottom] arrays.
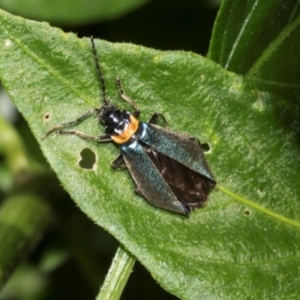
[[0, 8, 300, 299], [208, 0, 300, 103]]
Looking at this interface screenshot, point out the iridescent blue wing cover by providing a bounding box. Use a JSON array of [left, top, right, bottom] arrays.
[[120, 140, 190, 215], [138, 123, 215, 182]]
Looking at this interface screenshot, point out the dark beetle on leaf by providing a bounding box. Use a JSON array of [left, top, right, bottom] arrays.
[[42, 37, 216, 215]]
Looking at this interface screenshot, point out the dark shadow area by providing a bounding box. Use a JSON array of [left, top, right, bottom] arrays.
[[63, 0, 218, 56]]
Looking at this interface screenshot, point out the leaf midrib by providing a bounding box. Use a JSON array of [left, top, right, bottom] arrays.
[[218, 185, 300, 228], [10, 35, 95, 107]]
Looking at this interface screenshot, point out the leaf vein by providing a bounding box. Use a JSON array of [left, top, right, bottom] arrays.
[[10, 36, 94, 107], [218, 185, 300, 228], [224, 0, 259, 70], [246, 12, 300, 79]]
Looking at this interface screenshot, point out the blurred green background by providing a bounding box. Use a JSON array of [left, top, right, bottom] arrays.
[[0, 1, 220, 299]]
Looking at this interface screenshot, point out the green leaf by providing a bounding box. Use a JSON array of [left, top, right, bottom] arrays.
[[0, 0, 148, 25], [208, 0, 300, 103], [1, 8, 300, 299]]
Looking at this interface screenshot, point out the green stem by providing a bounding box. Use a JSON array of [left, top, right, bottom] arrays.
[[96, 246, 136, 300]]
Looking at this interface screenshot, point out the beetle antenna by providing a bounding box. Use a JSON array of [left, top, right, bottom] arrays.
[[91, 36, 108, 105]]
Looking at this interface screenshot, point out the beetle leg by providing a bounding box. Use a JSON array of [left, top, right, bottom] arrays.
[[111, 154, 127, 170], [148, 112, 168, 127], [188, 137, 209, 150], [42, 109, 95, 139], [115, 76, 140, 118], [188, 136, 204, 146], [56, 130, 111, 142]]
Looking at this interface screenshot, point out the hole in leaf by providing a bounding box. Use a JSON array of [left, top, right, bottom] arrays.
[[44, 112, 51, 121], [79, 148, 96, 169], [201, 142, 210, 152], [244, 209, 251, 216]]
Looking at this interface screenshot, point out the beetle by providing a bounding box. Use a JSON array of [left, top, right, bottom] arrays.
[[42, 36, 216, 215]]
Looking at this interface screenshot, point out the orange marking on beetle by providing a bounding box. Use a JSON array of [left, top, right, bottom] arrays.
[[111, 115, 139, 144]]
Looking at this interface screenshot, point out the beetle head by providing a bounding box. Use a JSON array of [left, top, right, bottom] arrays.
[[96, 102, 117, 125]]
